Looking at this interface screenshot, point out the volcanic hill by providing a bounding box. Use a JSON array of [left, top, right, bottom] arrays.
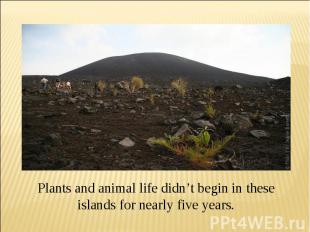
[[60, 52, 272, 86]]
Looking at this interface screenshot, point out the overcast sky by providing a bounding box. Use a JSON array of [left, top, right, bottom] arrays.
[[22, 24, 290, 79]]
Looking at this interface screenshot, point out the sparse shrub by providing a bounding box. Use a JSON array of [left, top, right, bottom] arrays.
[[151, 130, 234, 169], [131, 76, 144, 93], [109, 83, 118, 96], [149, 94, 156, 105], [171, 78, 187, 97], [95, 80, 106, 95], [249, 111, 261, 122], [205, 103, 216, 119], [206, 87, 215, 98], [189, 130, 210, 147], [121, 81, 131, 93], [112, 88, 118, 96]]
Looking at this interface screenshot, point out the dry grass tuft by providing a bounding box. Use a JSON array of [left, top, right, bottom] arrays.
[[131, 76, 144, 93], [96, 80, 106, 95], [151, 131, 234, 169], [149, 94, 156, 105], [205, 103, 216, 119], [171, 78, 187, 97]]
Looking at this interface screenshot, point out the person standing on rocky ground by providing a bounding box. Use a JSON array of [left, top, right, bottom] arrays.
[[40, 77, 48, 91], [55, 78, 61, 89]]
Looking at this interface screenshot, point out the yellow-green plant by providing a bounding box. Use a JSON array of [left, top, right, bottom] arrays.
[[151, 131, 234, 169], [109, 83, 118, 96], [205, 103, 216, 119], [149, 94, 156, 105], [189, 130, 211, 147], [96, 80, 106, 95], [171, 78, 187, 97], [131, 76, 144, 93], [206, 87, 215, 98]]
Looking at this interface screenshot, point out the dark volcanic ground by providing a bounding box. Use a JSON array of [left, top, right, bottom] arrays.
[[22, 82, 290, 170]]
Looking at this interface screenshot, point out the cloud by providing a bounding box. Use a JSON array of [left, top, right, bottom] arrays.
[[22, 24, 290, 78], [131, 25, 290, 78], [23, 25, 115, 75]]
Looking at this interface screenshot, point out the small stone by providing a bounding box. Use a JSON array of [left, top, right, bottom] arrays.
[[197, 100, 207, 105], [193, 120, 216, 130], [90, 129, 102, 134], [45, 133, 62, 146], [87, 146, 95, 151], [250, 130, 269, 138], [178, 118, 189, 123], [68, 97, 77, 104], [262, 116, 275, 124], [191, 112, 205, 120], [248, 102, 255, 107], [174, 124, 192, 137], [103, 102, 110, 108], [119, 158, 135, 168], [169, 106, 178, 110], [92, 99, 104, 104], [48, 101, 55, 105], [58, 98, 66, 102], [136, 98, 145, 103], [110, 138, 119, 143], [219, 113, 253, 133], [146, 137, 157, 147], [164, 119, 177, 125], [119, 137, 135, 147], [75, 96, 86, 101], [80, 106, 98, 114], [236, 84, 242, 89], [129, 110, 136, 114]]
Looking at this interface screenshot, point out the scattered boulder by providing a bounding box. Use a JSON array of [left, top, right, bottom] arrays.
[[146, 137, 157, 147], [164, 119, 177, 125], [219, 113, 253, 133], [233, 114, 253, 130], [90, 129, 102, 134], [250, 130, 269, 138], [191, 111, 205, 120], [118, 158, 135, 168], [92, 99, 104, 104], [75, 96, 86, 101], [80, 106, 98, 114], [169, 106, 178, 111], [214, 86, 223, 92], [197, 100, 207, 105], [178, 118, 189, 124], [68, 97, 78, 104], [110, 138, 119, 143], [103, 102, 111, 108], [45, 133, 62, 146], [48, 101, 55, 105], [174, 124, 192, 137], [136, 98, 145, 103], [193, 120, 216, 130], [119, 137, 135, 147], [262, 116, 275, 124], [87, 146, 95, 151]]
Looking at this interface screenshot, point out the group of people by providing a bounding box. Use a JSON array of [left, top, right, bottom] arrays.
[[40, 77, 106, 96], [40, 77, 71, 92]]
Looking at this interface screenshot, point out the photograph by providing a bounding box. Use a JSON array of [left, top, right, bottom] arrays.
[[22, 24, 291, 170]]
